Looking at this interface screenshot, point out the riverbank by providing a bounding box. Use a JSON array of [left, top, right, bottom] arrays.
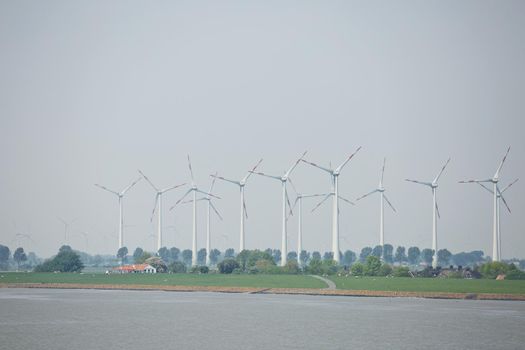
[[2, 282, 525, 301]]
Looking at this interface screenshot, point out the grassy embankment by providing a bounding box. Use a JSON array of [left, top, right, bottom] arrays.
[[0, 272, 326, 289], [328, 276, 525, 294]]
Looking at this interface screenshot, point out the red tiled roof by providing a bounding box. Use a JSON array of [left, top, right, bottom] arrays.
[[113, 264, 153, 271]]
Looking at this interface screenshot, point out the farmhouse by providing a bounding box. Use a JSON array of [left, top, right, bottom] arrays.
[[113, 264, 157, 274]]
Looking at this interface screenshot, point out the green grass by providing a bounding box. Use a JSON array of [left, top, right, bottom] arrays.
[[0, 272, 326, 289], [328, 276, 525, 294]]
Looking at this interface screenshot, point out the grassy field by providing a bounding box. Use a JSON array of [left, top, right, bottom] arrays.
[[0, 272, 326, 289], [328, 276, 525, 294]]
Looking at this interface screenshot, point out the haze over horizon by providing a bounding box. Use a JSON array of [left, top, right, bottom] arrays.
[[1, 0, 524, 259]]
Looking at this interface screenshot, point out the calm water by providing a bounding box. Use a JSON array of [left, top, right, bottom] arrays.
[[1, 288, 524, 350]]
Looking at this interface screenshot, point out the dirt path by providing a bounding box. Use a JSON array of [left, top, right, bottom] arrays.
[[309, 275, 336, 290]]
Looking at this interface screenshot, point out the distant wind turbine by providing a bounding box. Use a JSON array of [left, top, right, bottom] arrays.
[[356, 158, 396, 259], [301, 147, 361, 264], [251, 151, 307, 266], [94, 177, 142, 250], [138, 169, 185, 251], [459, 147, 514, 262], [170, 155, 220, 266], [211, 159, 263, 252], [405, 157, 450, 268], [57, 217, 77, 244]]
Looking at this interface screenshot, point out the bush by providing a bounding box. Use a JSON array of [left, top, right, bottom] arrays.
[[190, 265, 209, 274], [255, 259, 280, 274], [480, 262, 510, 279], [218, 259, 240, 274], [307, 258, 323, 275], [505, 269, 525, 280], [364, 256, 381, 276], [169, 261, 187, 273], [392, 266, 410, 277], [282, 260, 300, 274], [34, 250, 84, 272], [350, 263, 365, 276], [378, 264, 393, 277]]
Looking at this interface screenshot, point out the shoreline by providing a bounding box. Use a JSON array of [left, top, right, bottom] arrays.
[[2, 283, 525, 301]]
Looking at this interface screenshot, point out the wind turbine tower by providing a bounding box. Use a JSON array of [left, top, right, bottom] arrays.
[[459, 147, 515, 262], [356, 158, 396, 257], [94, 177, 142, 249], [405, 158, 450, 268], [138, 170, 185, 251], [302, 147, 361, 264], [211, 159, 263, 252], [252, 151, 307, 266]]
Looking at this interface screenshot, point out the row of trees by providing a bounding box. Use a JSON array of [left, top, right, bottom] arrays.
[[0, 244, 40, 270], [115, 244, 489, 269]]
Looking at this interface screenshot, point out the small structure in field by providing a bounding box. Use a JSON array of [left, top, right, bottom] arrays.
[[113, 264, 157, 274]]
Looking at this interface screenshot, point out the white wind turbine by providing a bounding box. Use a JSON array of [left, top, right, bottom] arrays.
[[251, 151, 307, 266], [94, 177, 142, 249], [356, 158, 396, 258], [405, 158, 450, 268], [301, 147, 361, 264], [169, 155, 220, 266], [287, 181, 329, 267], [57, 217, 77, 244], [138, 170, 185, 251], [459, 147, 514, 262], [180, 174, 223, 266], [211, 159, 263, 252]]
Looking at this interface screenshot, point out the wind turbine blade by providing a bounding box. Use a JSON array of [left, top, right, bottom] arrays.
[[94, 184, 119, 196], [121, 177, 142, 195], [335, 146, 362, 173], [150, 194, 159, 222], [209, 201, 223, 220], [302, 193, 329, 199], [243, 199, 248, 219], [211, 174, 241, 186], [405, 179, 432, 187], [435, 201, 441, 219], [338, 195, 355, 206], [285, 150, 308, 178], [494, 146, 511, 179], [311, 193, 332, 213], [251, 171, 281, 181], [497, 186, 511, 213], [196, 189, 221, 199], [301, 159, 332, 174], [381, 158, 386, 184], [433, 157, 451, 183], [242, 158, 264, 182], [169, 189, 192, 211], [356, 189, 378, 201], [501, 178, 519, 193], [458, 179, 493, 184], [383, 194, 397, 212], [138, 170, 159, 192], [162, 183, 186, 194], [286, 189, 293, 216], [209, 172, 218, 193], [287, 177, 298, 195], [187, 155, 195, 184], [476, 182, 494, 195]]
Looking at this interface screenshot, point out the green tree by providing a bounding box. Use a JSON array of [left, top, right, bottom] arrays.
[[480, 261, 510, 279], [218, 259, 239, 274], [394, 246, 407, 264], [236, 250, 250, 270], [299, 250, 310, 266], [197, 248, 207, 265], [421, 249, 434, 265], [360, 247, 372, 262], [35, 250, 84, 272], [407, 247, 420, 266], [169, 261, 186, 273], [59, 245, 73, 253], [272, 249, 281, 264], [133, 247, 144, 263], [342, 250, 356, 266], [437, 249, 452, 266], [135, 251, 152, 264], [209, 249, 221, 265], [323, 252, 334, 261], [117, 247, 128, 264], [169, 247, 180, 262], [378, 263, 393, 276], [364, 256, 381, 276], [307, 258, 323, 275], [224, 248, 235, 259], [393, 266, 411, 277], [371, 245, 383, 258], [158, 247, 170, 261], [287, 251, 297, 261], [383, 244, 394, 263], [0, 245, 10, 270], [311, 251, 321, 261], [351, 263, 365, 276], [182, 249, 192, 266], [13, 247, 27, 270]]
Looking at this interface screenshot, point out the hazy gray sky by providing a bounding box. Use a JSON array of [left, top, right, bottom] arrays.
[[1, 0, 524, 258]]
